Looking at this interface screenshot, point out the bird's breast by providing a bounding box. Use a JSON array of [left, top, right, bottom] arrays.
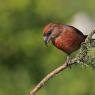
[[52, 36, 64, 50], [52, 32, 85, 54]]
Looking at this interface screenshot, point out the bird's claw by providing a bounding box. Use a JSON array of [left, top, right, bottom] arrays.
[[66, 56, 72, 69]]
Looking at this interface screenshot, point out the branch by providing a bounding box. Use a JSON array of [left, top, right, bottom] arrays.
[[28, 30, 95, 95]]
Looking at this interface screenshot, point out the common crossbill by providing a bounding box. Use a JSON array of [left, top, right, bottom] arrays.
[[43, 23, 87, 55]]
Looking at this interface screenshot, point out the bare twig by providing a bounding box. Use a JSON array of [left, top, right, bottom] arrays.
[[29, 59, 75, 95], [28, 30, 95, 95]]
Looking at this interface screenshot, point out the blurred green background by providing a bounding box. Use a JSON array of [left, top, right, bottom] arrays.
[[0, 0, 95, 95]]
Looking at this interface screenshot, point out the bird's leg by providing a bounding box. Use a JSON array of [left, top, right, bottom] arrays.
[[66, 55, 72, 69]]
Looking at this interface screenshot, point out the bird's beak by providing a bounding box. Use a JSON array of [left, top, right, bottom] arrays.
[[44, 36, 51, 46]]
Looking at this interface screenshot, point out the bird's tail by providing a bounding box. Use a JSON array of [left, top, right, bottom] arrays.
[[84, 35, 88, 39]]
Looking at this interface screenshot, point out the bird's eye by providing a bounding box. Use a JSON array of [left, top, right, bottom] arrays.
[[43, 31, 52, 36], [47, 31, 51, 35]]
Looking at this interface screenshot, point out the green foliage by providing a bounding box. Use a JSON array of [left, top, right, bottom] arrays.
[[0, 0, 95, 95]]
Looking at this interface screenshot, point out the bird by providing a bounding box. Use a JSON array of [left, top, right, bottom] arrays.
[[43, 23, 87, 65]]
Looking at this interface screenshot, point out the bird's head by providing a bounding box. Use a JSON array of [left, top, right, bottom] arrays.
[[43, 23, 62, 46]]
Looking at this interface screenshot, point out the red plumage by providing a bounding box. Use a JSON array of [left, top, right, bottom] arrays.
[[43, 23, 87, 55]]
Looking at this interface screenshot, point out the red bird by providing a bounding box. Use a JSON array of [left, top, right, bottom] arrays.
[[43, 23, 87, 57]]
